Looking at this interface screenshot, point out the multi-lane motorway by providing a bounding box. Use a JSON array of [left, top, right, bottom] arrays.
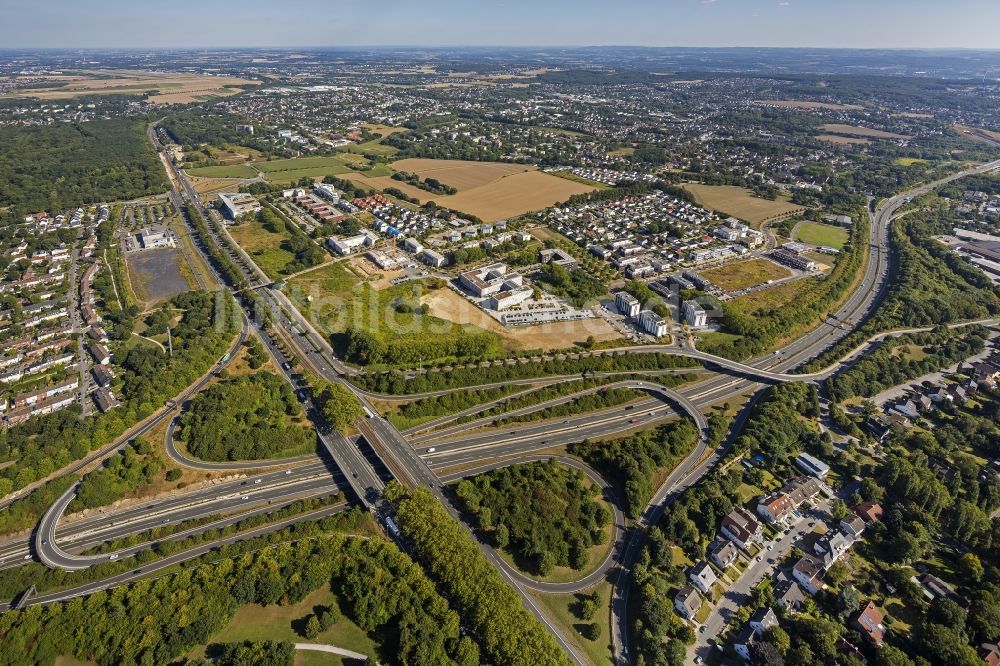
[[5, 123, 998, 665]]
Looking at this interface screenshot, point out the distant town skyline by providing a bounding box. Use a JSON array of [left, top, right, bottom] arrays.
[[2, 0, 1000, 50]]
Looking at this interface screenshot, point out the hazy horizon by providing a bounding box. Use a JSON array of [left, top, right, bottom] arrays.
[[3, 0, 999, 50]]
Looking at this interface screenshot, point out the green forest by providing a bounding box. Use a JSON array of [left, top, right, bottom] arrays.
[[570, 419, 699, 518], [178, 371, 315, 461], [0, 524, 480, 666], [453, 459, 612, 575], [391, 486, 573, 666], [0, 120, 168, 213]]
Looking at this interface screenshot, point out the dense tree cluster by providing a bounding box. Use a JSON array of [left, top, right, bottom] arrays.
[[570, 419, 699, 518], [391, 486, 573, 666], [536, 262, 609, 307], [312, 381, 365, 432], [179, 371, 313, 461], [656, 468, 743, 560], [454, 459, 611, 575], [827, 326, 988, 401], [71, 437, 162, 510], [0, 529, 478, 666], [391, 170, 457, 195], [733, 382, 819, 466], [0, 120, 168, 213], [353, 352, 699, 395], [341, 323, 498, 367]]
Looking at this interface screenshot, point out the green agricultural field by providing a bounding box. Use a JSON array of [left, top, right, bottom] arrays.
[[227, 220, 297, 279], [795, 221, 849, 249], [186, 164, 258, 178]]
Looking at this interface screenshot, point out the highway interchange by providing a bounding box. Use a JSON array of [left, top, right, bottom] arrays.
[[2, 122, 999, 662]]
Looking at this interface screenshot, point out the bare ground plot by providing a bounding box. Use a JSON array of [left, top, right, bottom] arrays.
[[389, 158, 535, 191], [756, 100, 863, 110], [189, 177, 242, 196], [421, 288, 621, 351], [701, 258, 792, 291], [7, 70, 257, 103], [820, 124, 911, 139], [125, 249, 191, 307], [682, 184, 804, 228], [817, 134, 870, 145]]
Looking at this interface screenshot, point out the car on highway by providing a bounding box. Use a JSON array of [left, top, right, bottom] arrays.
[[285, 469, 292, 475], [254, 479, 262, 484], [109, 554, 119, 560], [23, 554, 31, 560], [426, 447, 436, 453], [630, 418, 638, 424], [241, 495, 249, 500]]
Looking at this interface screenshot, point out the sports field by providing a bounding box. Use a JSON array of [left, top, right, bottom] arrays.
[[820, 124, 910, 139], [6, 70, 257, 104], [700, 258, 792, 291], [795, 221, 849, 249], [682, 184, 804, 227]]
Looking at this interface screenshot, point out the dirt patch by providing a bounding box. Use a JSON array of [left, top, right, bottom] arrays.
[[421, 288, 621, 350], [126, 249, 189, 306], [820, 124, 911, 139], [817, 134, 870, 145]]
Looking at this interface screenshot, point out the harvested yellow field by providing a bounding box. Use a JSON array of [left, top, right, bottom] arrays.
[[389, 158, 534, 191], [341, 173, 428, 201], [431, 171, 595, 222], [817, 134, 870, 145], [682, 184, 804, 228], [421, 289, 621, 351], [189, 178, 241, 196], [757, 100, 863, 110], [7, 70, 257, 104], [820, 124, 910, 139]]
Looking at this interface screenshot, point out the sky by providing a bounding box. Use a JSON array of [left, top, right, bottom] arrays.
[[2, 0, 999, 50]]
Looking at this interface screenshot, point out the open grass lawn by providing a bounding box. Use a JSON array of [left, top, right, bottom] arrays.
[[254, 156, 359, 185], [895, 157, 928, 166], [286, 266, 502, 365], [187, 164, 258, 179], [187, 586, 377, 663], [227, 220, 297, 279], [701, 258, 791, 291], [795, 221, 849, 250], [532, 583, 615, 666], [683, 184, 804, 228], [340, 137, 400, 157]]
